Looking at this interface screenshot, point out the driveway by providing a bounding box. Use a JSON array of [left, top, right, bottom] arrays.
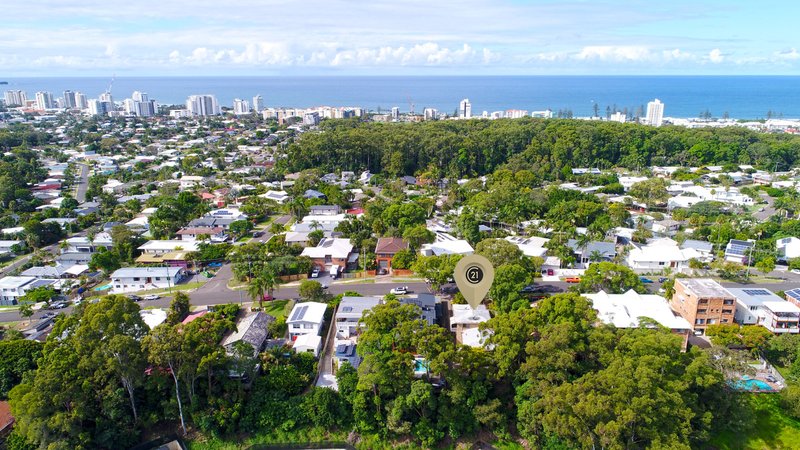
[[75, 163, 90, 203]]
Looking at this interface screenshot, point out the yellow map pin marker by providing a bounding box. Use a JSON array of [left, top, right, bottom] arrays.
[[454, 255, 494, 311]]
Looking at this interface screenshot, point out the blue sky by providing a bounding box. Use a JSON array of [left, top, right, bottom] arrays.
[[2, 0, 799, 75]]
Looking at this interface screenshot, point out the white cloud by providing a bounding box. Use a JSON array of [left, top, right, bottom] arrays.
[[708, 48, 724, 63], [776, 48, 800, 61], [573, 46, 653, 62]]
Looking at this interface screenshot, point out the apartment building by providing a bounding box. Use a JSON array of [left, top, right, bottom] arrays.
[[670, 278, 735, 334]]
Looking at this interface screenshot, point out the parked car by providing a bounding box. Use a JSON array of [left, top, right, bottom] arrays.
[[262, 294, 274, 302], [791, 269, 800, 275], [547, 269, 555, 276], [640, 277, 654, 284], [390, 286, 409, 295], [766, 375, 777, 382], [143, 294, 160, 301], [49, 302, 67, 310], [439, 283, 458, 294], [520, 284, 564, 294], [310, 267, 320, 278], [128, 294, 142, 302], [252, 231, 263, 237], [377, 268, 388, 275], [658, 277, 669, 283], [564, 277, 581, 283]]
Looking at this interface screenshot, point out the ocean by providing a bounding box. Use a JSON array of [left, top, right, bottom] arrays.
[[2, 76, 799, 119]]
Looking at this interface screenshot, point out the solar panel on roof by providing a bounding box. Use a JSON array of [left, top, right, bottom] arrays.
[[786, 290, 800, 300], [742, 289, 771, 296], [290, 305, 308, 322]]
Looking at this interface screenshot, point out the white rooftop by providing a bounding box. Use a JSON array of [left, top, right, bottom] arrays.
[[583, 290, 691, 331], [451, 304, 491, 325], [287, 302, 327, 324]]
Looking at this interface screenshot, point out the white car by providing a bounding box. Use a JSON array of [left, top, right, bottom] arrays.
[[143, 294, 160, 301], [310, 268, 320, 278], [792, 269, 800, 275], [390, 286, 409, 295]]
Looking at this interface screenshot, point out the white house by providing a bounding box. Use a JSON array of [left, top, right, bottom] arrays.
[[110, 266, 185, 293], [287, 302, 327, 340], [63, 232, 113, 254], [137, 240, 199, 255], [582, 290, 692, 349], [618, 176, 648, 191], [0, 276, 58, 305], [334, 296, 381, 339], [0, 240, 22, 256], [505, 236, 549, 258], [420, 233, 474, 256], [175, 227, 228, 242], [300, 238, 356, 276], [293, 333, 322, 357], [260, 190, 289, 204], [205, 208, 248, 221], [626, 238, 701, 273], [777, 237, 800, 261], [727, 287, 800, 334], [450, 304, 491, 347]]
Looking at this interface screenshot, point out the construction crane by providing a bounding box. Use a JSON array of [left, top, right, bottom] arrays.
[[407, 96, 415, 115], [106, 74, 116, 95]]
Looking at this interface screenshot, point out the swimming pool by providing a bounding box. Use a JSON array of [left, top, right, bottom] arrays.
[[93, 283, 112, 291], [413, 358, 428, 375], [731, 377, 773, 391]]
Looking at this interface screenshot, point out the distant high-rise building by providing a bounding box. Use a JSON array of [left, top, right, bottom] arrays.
[[3, 90, 27, 107], [186, 94, 220, 116], [63, 90, 77, 108], [458, 98, 472, 119], [125, 92, 156, 117], [88, 99, 111, 116], [252, 95, 263, 113], [423, 108, 438, 120], [646, 98, 664, 127], [132, 91, 148, 102], [99, 91, 113, 103], [391, 106, 400, 121], [233, 98, 250, 115], [74, 92, 88, 109], [35, 91, 54, 109], [303, 111, 320, 126]]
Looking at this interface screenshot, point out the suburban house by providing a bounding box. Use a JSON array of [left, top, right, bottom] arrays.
[[625, 238, 702, 273], [400, 294, 438, 326], [0, 240, 23, 256], [777, 237, 800, 262], [300, 238, 356, 277], [110, 266, 185, 294], [420, 233, 474, 256], [727, 287, 800, 334], [651, 219, 682, 235], [450, 304, 491, 347], [504, 236, 549, 258], [187, 217, 237, 230], [293, 333, 322, 357], [375, 237, 409, 272], [681, 239, 715, 262], [136, 240, 199, 267], [334, 341, 360, 370], [260, 190, 289, 204], [670, 278, 736, 333], [725, 239, 755, 264], [583, 290, 693, 350], [205, 208, 248, 221], [293, 213, 349, 233], [63, 232, 113, 254], [308, 205, 341, 216], [21, 263, 89, 279], [287, 301, 327, 340], [567, 240, 616, 268], [140, 309, 168, 329], [220, 311, 275, 357], [334, 296, 380, 340], [0, 276, 58, 305], [175, 226, 228, 242]]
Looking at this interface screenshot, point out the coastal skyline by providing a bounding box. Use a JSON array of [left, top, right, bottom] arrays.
[[2, 0, 800, 76]]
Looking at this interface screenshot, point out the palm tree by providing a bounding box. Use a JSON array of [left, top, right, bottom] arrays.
[[247, 265, 279, 309], [589, 250, 604, 262]]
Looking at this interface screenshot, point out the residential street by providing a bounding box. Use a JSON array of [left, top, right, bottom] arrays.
[[74, 163, 90, 203]]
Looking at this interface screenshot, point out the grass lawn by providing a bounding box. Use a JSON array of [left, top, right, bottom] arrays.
[[260, 299, 291, 320], [708, 394, 800, 449]]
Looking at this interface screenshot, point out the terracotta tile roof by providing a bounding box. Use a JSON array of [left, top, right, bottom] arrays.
[[0, 401, 14, 432], [375, 237, 409, 254]]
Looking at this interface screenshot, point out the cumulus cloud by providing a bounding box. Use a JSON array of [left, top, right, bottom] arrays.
[[574, 46, 653, 62], [166, 42, 496, 67], [708, 48, 724, 63], [776, 48, 800, 61]]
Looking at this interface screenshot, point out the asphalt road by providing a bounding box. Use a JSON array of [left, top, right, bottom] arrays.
[[75, 163, 89, 203]]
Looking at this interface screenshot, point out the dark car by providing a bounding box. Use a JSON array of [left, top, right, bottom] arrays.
[[439, 283, 458, 295], [127, 295, 142, 302], [520, 284, 564, 294]]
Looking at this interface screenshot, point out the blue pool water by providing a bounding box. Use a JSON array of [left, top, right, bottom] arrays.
[[731, 377, 773, 392], [414, 359, 428, 374], [93, 284, 112, 291]]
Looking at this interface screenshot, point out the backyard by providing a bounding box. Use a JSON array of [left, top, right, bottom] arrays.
[[709, 394, 800, 449]]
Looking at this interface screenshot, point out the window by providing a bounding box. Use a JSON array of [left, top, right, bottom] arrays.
[[155, 277, 161, 281], [722, 309, 732, 315], [697, 309, 707, 314], [723, 300, 734, 305], [695, 319, 706, 324], [659, 262, 666, 266], [303, 324, 313, 329], [708, 319, 718, 324], [293, 324, 301, 329], [749, 306, 758, 311], [722, 319, 729, 323], [133, 277, 140, 281], [698, 299, 708, 305]]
